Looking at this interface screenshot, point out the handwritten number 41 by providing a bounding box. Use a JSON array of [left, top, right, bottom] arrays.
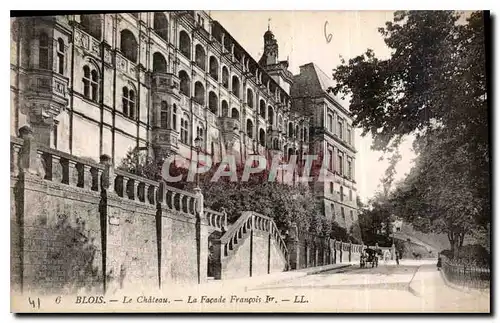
[[324, 21, 332, 43], [28, 297, 40, 309]]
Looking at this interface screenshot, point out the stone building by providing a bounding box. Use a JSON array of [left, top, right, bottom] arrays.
[[10, 11, 358, 230], [292, 63, 358, 230]]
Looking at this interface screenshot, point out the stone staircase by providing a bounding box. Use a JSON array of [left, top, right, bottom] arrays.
[[209, 211, 289, 280]]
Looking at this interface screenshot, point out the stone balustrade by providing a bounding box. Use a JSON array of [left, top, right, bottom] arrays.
[[113, 169, 160, 205], [204, 208, 227, 231], [11, 127, 202, 218]]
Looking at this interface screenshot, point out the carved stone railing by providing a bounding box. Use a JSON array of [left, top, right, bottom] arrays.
[[219, 211, 288, 263], [113, 169, 160, 205], [160, 183, 199, 216], [11, 132, 105, 193], [219, 211, 252, 257], [151, 72, 180, 95], [27, 70, 69, 113], [204, 208, 227, 232], [11, 129, 201, 218]]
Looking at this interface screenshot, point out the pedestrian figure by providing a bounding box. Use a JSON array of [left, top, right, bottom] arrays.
[[384, 250, 390, 263], [395, 251, 400, 266]]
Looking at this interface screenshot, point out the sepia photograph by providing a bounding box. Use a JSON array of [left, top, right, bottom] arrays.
[[8, 7, 491, 314]]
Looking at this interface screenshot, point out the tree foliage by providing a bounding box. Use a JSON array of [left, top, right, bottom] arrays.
[[332, 11, 490, 258], [117, 153, 337, 237]]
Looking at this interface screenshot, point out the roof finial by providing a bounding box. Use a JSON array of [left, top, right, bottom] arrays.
[[268, 18, 271, 31]]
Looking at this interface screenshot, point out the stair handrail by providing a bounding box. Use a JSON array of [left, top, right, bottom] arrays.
[[220, 211, 252, 245], [219, 211, 289, 263], [204, 208, 227, 231]]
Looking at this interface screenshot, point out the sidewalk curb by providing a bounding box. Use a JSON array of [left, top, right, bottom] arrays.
[[247, 263, 353, 291], [305, 264, 352, 275], [407, 265, 422, 297]]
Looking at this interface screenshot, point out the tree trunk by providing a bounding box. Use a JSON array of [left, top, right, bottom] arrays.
[[448, 231, 457, 259], [459, 232, 465, 248], [452, 239, 461, 259]]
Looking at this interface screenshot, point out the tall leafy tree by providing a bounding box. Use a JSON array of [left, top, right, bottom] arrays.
[[332, 11, 489, 258]]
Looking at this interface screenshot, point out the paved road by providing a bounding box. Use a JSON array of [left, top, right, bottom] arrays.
[[246, 260, 490, 313]]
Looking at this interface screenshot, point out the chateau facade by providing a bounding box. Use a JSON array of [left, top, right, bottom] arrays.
[[10, 11, 358, 229]]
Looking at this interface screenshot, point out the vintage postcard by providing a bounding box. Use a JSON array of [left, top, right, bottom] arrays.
[[10, 10, 491, 313]]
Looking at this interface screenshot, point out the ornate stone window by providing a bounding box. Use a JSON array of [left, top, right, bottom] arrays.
[[120, 29, 138, 63], [39, 32, 49, 69], [56, 38, 65, 75], [122, 86, 136, 119], [246, 119, 253, 138], [82, 65, 99, 102], [181, 114, 190, 144], [179, 30, 191, 59], [160, 101, 168, 129], [153, 13, 168, 41]]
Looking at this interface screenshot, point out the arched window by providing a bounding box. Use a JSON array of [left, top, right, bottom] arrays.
[[209, 56, 218, 80], [259, 128, 266, 147], [91, 70, 99, 101], [194, 82, 205, 105], [179, 30, 191, 59], [56, 38, 65, 75], [196, 123, 204, 141], [153, 52, 167, 73], [273, 138, 279, 150], [246, 88, 254, 108], [122, 86, 136, 119], [39, 32, 49, 69], [172, 104, 178, 130], [195, 44, 206, 70], [181, 114, 189, 144], [160, 101, 168, 129], [278, 116, 283, 131], [153, 13, 168, 41], [231, 108, 239, 120], [295, 125, 299, 139], [246, 119, 253, 138], [221, 100, 229, 117], [231, 75, 240, 98], [82, 65, 99, 102], [120, 29, 138, 63], [259, 100, 266, 118], [222, 66, 229, 88], [178, 70, 190, 96], [288, 123, 293, 137], [208, 91, 218, 115], [83, 66, 90, 98], [267, 106, 274, 125], [80, 14, 102, 40]]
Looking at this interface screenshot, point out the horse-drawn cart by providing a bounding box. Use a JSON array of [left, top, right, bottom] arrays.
[[360, 248, 379, 268]]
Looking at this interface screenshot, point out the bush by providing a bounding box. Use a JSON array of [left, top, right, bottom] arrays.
[[440, 244, 490, 266]]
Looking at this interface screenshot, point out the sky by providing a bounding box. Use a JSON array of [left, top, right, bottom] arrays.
[[210, 10, 416, 203]]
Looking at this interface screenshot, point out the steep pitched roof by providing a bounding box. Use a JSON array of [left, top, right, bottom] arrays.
[[291, 63, 325, 98], [291, 63, 349, 110]]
